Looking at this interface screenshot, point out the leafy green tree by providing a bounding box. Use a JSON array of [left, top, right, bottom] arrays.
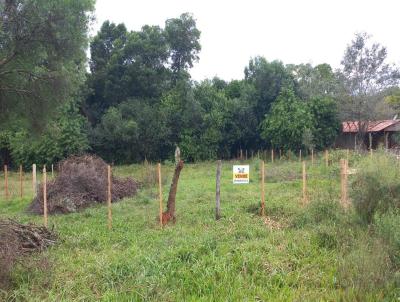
[[260, 89, 314, 151], [287, 63, 340, 100], [0, 0, 94, 129], [339, 32, 400, 122], [245, 57, 296, 121], [165, 13, 201, 80], [9, 100, 89, 167], [307, 97, 340, 149]]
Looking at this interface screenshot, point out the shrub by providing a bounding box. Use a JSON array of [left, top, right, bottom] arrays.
[[375, 211, 400, 266], [350, 152, 400, 223]]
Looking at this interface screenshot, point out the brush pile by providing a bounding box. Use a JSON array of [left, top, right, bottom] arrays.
[[29, 155, 138, 214], [0, 219, 57, 288]]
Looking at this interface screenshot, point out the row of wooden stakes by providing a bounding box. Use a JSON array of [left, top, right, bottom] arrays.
[[3, 158, 352, 229], [238, 149, 350, 167]]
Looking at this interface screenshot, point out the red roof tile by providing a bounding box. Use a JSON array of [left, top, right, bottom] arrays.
[[342, 120, 400, 133]]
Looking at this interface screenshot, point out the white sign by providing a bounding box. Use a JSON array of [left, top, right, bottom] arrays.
[[233, 165, 249, 184]]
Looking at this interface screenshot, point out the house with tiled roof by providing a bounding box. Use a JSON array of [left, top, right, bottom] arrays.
[[335, 120, 400, 149]]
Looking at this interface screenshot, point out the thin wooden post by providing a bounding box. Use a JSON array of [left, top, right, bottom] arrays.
[[4, 165, 8, 200], [271, 149, 274, 163], [240, 149, 243, 160], [369, 133, 372, 150], [157, 163, 163, 227], [107, 165, 112, 230], [43, 166, 48, 227], [260, 160, 265, 216], [257, 150, 260, 159], [344, 159, 349, 208], [302, 161, 308, 204], [216, 160, 222, 220], [32, 164, 37, 194], [325, 150, 328, 167], [311, 149, 314, 166], [19, 165, 23, 199], [251, 150, 254, 159], [245, 150, 248, 160], [299, 149, 302, 162], [279, 149, 282, 160], [340, 159, 349, 208], [51, 164, 54, 178]]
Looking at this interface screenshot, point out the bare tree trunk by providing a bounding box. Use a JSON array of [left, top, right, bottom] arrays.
[[162, 160, 184, 225]]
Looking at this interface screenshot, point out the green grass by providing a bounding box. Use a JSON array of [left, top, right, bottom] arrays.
[[0, 154, 398, 301]]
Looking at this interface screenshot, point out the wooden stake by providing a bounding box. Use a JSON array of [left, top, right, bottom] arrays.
[[4, 165, 8, 200], [311, 149, 314, 165], [302, 161, 308, 204], [43, 166, 47, 228], [19, 165, 23, 199], [51, 164, 54, 178], [107, 165, 112, 230], [271, 149, 274, 163], [340, 159, 349, 208], [240, 149, 243, 160], [299, 149, 302, 162], [157, 163, 163, 227], [32, 164, 37, 194], [216, 160, 222, 220], [325, 150, 328, 167], [344, 159, 349, 208], [260, 160, 265, 216]]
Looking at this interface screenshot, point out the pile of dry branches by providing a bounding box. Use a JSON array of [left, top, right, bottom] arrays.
[[29, 155, 138, 214], [0, 219, 57, 288]]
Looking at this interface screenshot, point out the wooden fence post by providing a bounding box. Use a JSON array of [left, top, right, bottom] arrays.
[[260, 160, 265, 216], [43, 166, 48, 227], [271, 149, 274, 163], [157, 163, 163, 227], [340, 159, 349, 208], [216, 160, 222, 220], [107, 165, 112, 230], [32, 164, 37, 194], [325, 150, 329, 167], [311, 149, 314, 165], [302, 161, 308, 204], [4, 165, 8, 200], [19, 165, 23, 199], [299, 150, 302, 162]]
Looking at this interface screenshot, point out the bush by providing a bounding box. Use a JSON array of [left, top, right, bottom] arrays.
[[350, 152, 400, 223], [375, 211, 400, 266]]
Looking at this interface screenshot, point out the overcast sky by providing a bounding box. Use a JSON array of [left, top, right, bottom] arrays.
[[93, 0, 400, 81]]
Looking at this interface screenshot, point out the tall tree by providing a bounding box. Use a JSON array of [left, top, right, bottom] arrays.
[[0, 0, 95, 129], [164, 13, 201, 80]]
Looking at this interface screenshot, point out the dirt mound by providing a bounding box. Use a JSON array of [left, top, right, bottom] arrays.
[[29, 155, 138, 214]]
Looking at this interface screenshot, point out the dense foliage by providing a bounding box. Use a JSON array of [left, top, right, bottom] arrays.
[[1, 4, 399, 165]]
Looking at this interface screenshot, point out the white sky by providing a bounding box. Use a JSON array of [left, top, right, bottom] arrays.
[[93, 0, 400, 81]]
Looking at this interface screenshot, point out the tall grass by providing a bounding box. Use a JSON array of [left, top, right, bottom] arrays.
[[0, 151, 399, 301]]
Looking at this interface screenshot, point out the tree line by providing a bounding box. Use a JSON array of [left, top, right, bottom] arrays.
[[1, 1, 399, 167]]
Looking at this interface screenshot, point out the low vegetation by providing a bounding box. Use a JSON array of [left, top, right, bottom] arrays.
[[0, 151, 399, 301]]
